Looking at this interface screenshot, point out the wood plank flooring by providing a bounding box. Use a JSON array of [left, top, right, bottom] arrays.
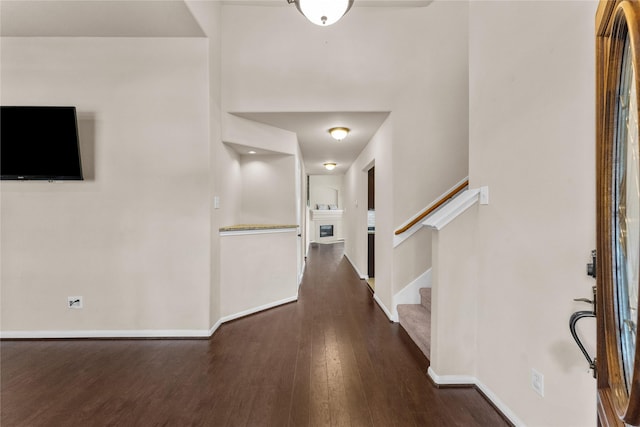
[[1, 243, 510, 426]]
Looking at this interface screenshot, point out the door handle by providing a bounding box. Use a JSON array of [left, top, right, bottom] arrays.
[[569, 285, 597, 377], [569, 309, 596, 377]]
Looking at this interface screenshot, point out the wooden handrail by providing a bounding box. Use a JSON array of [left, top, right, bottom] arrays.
[[394, 179, 469, 235]]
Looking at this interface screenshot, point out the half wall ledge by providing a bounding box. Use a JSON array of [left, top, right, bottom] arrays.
[[219, 224, 298, 236]]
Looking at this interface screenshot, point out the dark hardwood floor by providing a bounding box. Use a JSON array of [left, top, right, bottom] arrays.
[[1, 243, 509, 426]]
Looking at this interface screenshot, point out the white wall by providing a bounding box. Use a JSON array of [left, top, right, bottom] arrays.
[[393, 227, 432, 295], [388, 2, 469, 224], [1, 37, 211, 333], [429, 1, 598, 425], [344, 116, 394, 309], [430, 205, 479, 377], [388, 0, 468, 295], [220, 230, 298, 318], [240, 154, 297, 225], [309, 174, 344, 209]]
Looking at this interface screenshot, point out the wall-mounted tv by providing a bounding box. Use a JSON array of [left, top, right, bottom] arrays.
[[1, 106, 83, 180]]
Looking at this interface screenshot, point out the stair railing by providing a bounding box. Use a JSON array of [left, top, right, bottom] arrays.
[[393, 178, 469, 247]]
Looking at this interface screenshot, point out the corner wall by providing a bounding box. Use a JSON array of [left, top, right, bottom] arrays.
[[344, 116, 394, 312], [185, 0, 225, 331], [433, 1, 598, 425]]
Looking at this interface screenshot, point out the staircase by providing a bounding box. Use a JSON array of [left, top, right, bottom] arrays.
[[397, 288, 431, 358]]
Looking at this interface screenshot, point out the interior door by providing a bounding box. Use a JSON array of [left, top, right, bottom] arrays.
[[596, 1, 640, 425]]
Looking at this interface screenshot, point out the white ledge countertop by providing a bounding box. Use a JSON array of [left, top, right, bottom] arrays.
[[219, 224, 298, 232]]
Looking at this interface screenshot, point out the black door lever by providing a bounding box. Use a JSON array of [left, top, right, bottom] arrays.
[[569, 285, 597, 377], [569, 309, 596, 377]]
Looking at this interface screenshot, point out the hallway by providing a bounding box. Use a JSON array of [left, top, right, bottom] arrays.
[[1, 243, 509, 426]]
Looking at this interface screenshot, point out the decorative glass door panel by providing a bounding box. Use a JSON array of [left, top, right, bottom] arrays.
[[614, 31, 640, 395]]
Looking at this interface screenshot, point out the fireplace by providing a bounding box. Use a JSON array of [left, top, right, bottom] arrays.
[[310, 210, 343, 243], [319, 225, 334, 238]]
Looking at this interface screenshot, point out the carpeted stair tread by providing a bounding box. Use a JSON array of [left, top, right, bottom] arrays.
[[419, 288, 431, 310], [397, 303, 431, 358]]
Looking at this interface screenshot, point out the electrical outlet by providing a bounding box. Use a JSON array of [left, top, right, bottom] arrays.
[[531, 368, 544, 397], [67, 296, 83, 309]]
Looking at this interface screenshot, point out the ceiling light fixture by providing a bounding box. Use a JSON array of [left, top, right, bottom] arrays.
[[248, 150, 257, 154], [287, 0, 354, 26], [329, 127, 350, 141], [324, 162, 337, 171]]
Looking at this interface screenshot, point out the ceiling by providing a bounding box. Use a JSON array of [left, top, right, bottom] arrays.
[[221, 0, 432, 5], [0, 0, 434, 37], [0, 1, 205, 37], [234, 112, 389, 175], [1, 0, 428, 175]]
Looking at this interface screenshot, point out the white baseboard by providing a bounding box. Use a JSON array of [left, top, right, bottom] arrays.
[[1, 296, 298, 340], [392, 268, 432, 322], [343, 251, 368, 280], [427, 367, 476, 385], [0, 328, 212, 339], [373, 293, 394, 322], [427, 367, 525, 427], [343, 252, 391, 321], [298, 259, 306, 285], [218, 295, 298, 324], [208, 319, 223, 337]]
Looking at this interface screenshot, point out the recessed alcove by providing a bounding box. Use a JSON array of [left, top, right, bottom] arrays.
[[308, 174, 344, 243], [222, 141, 297, 225]]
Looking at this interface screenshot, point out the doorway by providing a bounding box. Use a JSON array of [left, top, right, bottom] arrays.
[[367, 166, 375, 291]]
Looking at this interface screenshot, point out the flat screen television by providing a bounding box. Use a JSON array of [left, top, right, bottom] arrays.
[[1, 106, 83, 180]]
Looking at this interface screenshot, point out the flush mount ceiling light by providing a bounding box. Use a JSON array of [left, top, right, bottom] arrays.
[[329, 127, 350, 141], [324, 162, 337, 171], [287, 0, 354, 26]]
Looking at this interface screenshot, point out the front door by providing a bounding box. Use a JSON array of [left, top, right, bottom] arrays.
[[596, 1, 640, 424]]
